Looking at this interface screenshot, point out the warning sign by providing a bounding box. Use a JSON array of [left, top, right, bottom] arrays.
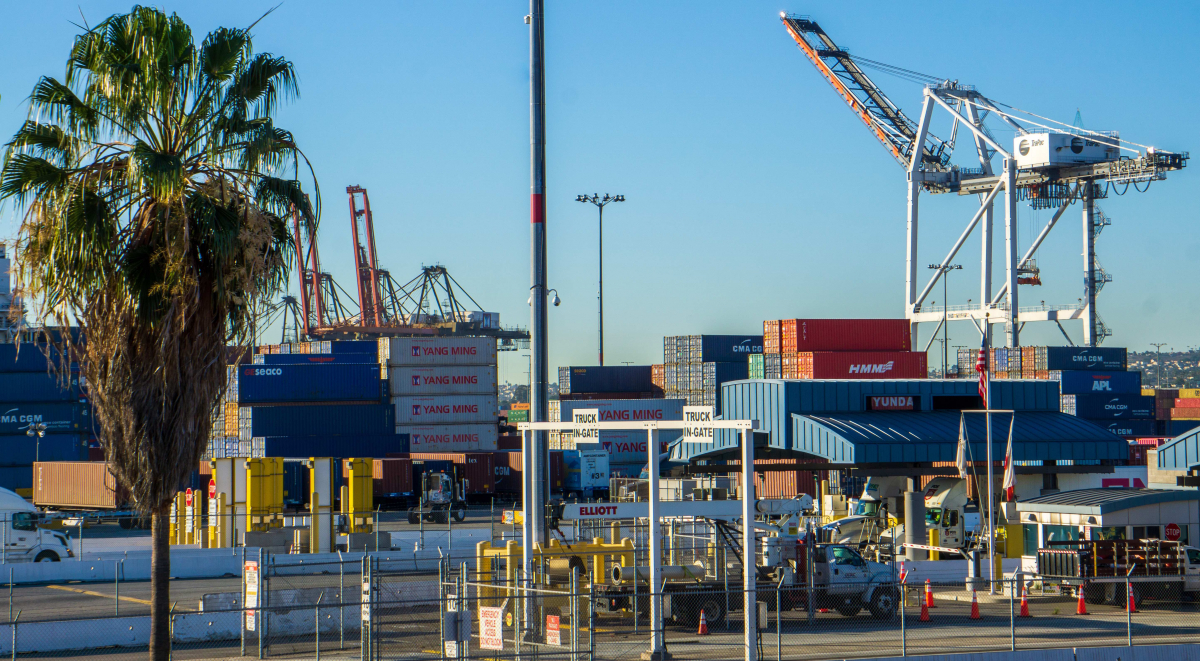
[[361, 580, 372, 623], [479, 607, 504, 650], [1167, 523, 1182, 541], [546, 614, 560, 646], [244, 561, 259, 631]]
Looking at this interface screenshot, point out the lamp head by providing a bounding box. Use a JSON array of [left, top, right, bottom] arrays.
[[552, 293, 561, 307]]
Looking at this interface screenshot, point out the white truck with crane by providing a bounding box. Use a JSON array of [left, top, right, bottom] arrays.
[[824, 477, 981, 559]]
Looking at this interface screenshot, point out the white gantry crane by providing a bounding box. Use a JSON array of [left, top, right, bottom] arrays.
[[781, 13, 1187, 348]]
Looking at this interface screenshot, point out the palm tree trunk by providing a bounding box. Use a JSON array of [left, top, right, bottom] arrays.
[[149, 503, 171, 660]]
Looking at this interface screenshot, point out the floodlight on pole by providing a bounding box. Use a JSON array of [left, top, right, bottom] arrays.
[[576, 194, 625, 366], [928, 263, 962, 377]]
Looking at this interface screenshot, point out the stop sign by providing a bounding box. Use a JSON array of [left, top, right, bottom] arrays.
[[1166, 523, 1181, 541], [185, 488, 193, 507], [208, 479, 217, 499]]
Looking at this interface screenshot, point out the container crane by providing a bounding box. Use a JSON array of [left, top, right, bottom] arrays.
[[347, 186, 388, 328], [291, 207, 356, 338], [781, 12, 1187, 348]]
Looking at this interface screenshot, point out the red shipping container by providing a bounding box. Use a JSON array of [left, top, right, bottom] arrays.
[[779, 319, 910, 353], [497, 434, 521, 450], [1176, 398, 1200, 408], [778, 351, 926, 379], [373, 458, 413, 497], [409, 452, 495, 494]]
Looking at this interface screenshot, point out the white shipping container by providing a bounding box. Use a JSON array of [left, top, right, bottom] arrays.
[[1013, 131, 1119, 169], [398, 424, 499, 452], [389, 365, 497, 396], [393, 394, 498, 424], [385, 337, 497, 367]]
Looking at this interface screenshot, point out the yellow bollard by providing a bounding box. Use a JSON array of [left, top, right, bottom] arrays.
[[309, 492, 320, 554]]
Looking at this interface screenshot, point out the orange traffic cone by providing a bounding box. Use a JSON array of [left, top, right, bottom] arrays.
[[919, 595, 931, 622], [925, 579, 937, 608], [1019, 585, 1031, 617], [697, 609, 709, 635], [1127, 583, 1137, 614], [970, 589, 981, 620], [1076, 587, 1089, 615]]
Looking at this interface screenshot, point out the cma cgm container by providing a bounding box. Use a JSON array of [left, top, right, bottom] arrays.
[[398, 424, 499, 452], [1099, 419, 1158, 438], [1044, 346, 1127, 371], [780, 319, 910, 353], [0, 403, 89, 434], [409, 452, 495, 495], [383, 337, 496, 366], [393, 395, 498, 424], [1048, 370, 1141, 395], [491, 451, 565, 494], [238, 363, 382, 403], [1060, 394, 1154, 419], [780, 351, 927, 379], [259, 434, 408, 458], [559, 366, 652, 395], [0, 372, 84, 402], [249, 403, 394, 437], [389, 365, 496, 396], [33, 461, 128, 510]]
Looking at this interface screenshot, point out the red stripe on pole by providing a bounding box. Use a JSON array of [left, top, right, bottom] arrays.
[[530, 193, 545, 224]]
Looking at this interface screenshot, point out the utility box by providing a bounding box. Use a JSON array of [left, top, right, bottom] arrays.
[[1013, 131, 1119, 169]]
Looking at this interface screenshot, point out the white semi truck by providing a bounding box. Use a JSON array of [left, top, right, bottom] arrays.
[[0, 487, 73, 562]]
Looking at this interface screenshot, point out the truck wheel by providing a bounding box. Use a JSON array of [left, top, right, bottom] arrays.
[[1084, 584, 1105, 605], [452, 507, 466, 522], [868, 587, 899, 620], [689, 594, 726, 627], [407, 511, 419, 525], [1107, 583, 1143, 609], [35, 551, 59, 563], [118, 517, 135, 530], [836, 602, 862, 617]]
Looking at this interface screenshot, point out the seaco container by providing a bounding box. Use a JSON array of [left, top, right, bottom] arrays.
[[393, 395, 497, 425], [1044, 346, 1127, 371], [238, 363, 382, 404], [389, 365, 496, 396], [558, 366, 652, 395], [780, 351, 926, 379], [383, 337, 496, 367], [0, 403, 89, 434], [260, 434, 408, 459], [1060, 394, 1155, 419], [409, 452, 495, 494], [398, 424, 499, 452], [33, 461, 128, 509], [779, 319, 910, 353], [1048, 370, 1141, 395], [249, 403, 394, 437], [0, 372, 84, 402]]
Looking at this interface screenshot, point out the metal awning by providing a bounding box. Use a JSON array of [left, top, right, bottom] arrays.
[[1014, 488, 1200, 516], [1156, 428, 1200, 470]]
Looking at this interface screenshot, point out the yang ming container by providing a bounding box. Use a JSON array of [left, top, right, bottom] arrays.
[[1048, 370, 1141, 395], [779, 319, 910, 353], [559, 365, 652, 394], [389, 365, 496, 396], [249, 403, 394, 436], [383, 337, 496, 367], [398, 424, 499, 452], [238, 363, 382, 404], [393, 395, 498, 424]]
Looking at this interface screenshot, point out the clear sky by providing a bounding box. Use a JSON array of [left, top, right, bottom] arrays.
[[1, 1, 1197, 385]]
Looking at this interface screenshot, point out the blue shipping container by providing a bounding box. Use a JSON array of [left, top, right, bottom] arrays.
[[1170, 420, 1200, 437], [560, 366, 653, 394], [698, 336, 764, 363], [249, 403, 394, 437], [258, 354, 379, 365], [1063, 394, 1155, 419], [1092, 419, 1157, 438], [238, 363, 382, 404], [1045, 346, 1127, 371], [331, 340, 379, 354], [0, 434, 87, 465], [0, 372, 84, 402], [0, 402, 89, 434], [261, 434, 409, 459], [0, 467, 32, 492], [1049, 370, 1141, 395], [0, 345, 69, 373]]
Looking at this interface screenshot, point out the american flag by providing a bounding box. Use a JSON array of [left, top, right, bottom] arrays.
[[975, 335, 988, 408]]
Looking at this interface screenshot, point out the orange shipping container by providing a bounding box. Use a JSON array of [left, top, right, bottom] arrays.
[[1171, 408, 1200, 420], [33, 462, 128, 510], [763, 320, 781, 355], [1175, 398, 1200, 408]]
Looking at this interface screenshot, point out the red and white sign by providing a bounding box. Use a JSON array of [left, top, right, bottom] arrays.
[[545, 615, 560, 646], [869, 396, 915, 411], [208, 480, 217, 500], [479, 607, 504, 650], [1166, 523, 1182, 541], [244, 561, 259, 631], [185, 489, 193, 507]]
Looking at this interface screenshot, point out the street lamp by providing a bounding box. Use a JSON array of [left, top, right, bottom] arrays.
[[575, 194, 624, 365], [928, 263, 962, 378], [1151, 343, 1167, 388], [26, 422, 46, 463]]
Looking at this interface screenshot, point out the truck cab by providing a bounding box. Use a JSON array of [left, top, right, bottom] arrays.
[[808, 543, 899, 618], [921, 477, 979, 550], [0, 488, 72, 562]]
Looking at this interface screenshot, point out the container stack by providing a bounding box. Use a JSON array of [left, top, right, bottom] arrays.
[[1152, 387, 1200, 437], [759, 319, 924, 379], [549, 398, 684, 477], [558, 365, 661, 399], [0, 345, 91, 494], [662, 335, 760, 407], [383, 337, 499, 452]]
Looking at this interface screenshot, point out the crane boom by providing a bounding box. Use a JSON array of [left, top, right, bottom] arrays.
[[781, 14, 950, 170], [347, 186, 387, 328]]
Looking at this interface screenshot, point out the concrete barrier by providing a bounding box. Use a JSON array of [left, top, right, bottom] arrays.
[[1075, 645, 1200, 661], [869, 650, 1073, 661]]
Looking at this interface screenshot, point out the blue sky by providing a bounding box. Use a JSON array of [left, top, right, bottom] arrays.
[[1, 2, 1197, 385]]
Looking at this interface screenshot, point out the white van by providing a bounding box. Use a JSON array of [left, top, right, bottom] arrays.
[[0, 487, 73, 562]]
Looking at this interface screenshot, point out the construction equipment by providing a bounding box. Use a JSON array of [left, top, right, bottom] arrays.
[[781, 13, 1187, 348], [407, 461, 468, 524]]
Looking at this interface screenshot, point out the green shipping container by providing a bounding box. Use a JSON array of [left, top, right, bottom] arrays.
[[506, 409, 529, 423], [748, 354, 765, 380]]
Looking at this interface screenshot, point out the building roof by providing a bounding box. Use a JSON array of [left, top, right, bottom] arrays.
[[1015, 488, 1200, 515], [788, 410, 1128, 465], [1156, 428, 1200, 470]]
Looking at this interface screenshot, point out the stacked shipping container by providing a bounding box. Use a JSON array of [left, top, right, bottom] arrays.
[[548, 398, 684, 477], [662, 335, 760, 408], [759, 319, 925, 379], [384, 337, 499, 452]]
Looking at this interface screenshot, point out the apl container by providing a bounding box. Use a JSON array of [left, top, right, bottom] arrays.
[[779, 319, 910, 353], [1048, 370, 1142, 395], [559, 366, 653, 395], [1060, 394, 1155, 419], [0, 372, 84, 402], [398, 424, 499, 451], [238, 363, 382, 403], [248, 403, 395, 436], [383, 337, 497, 366], [393, 395, 498, 424], [0, 403, 89, 434], [389, 365, 496, 396], [779, 351, 927, 379]]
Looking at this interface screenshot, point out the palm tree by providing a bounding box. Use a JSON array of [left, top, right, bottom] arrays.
[[0, 7, 316, 658]]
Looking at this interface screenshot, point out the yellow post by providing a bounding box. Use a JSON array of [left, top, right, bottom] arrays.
[[593, 537, 605, 586], [310, 491, 321, 554], [210, 492, 227, 548], [270, 457, 284, 529], [1004, 524, 1024, 559], [610, 521, 619, 545], [928, 529, 940, 561], [345, 459, 373, 533]]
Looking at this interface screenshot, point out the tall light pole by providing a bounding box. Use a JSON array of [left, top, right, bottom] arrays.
[[1151, 343, 1167, 388], [928, 263, 962, 377], [575, 194, 624, 366], [26, 422, 46, 463]]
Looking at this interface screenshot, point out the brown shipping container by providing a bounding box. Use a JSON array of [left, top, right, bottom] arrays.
[[374, 458, 413, 496], [33, 462, 127, 509], [651, 364, 665, 389], [778, 319, 910, 353], [409, 453, 495, 494], [1171, 408, 1200, 420], [732, 458, 822, 499], [763, 320, 781, 355]]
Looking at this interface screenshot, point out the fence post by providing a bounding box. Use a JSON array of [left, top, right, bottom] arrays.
[[169, 602, 176, 661], [11, 610, 18, 661], [362, 555, 371, 661], [258, 549, 266, 660], [589, 583, 595, 661], [315, 593, 323, 661], [900, 584, 906, 657], [114, 560, 120, 616], [8, 567, 12, 623], [1009, 577, 1015, 651], [490, 497, 495, 542], [1126, 578, 1132, 648], [776, 577, 782, 661], [338, 551, 345, 650], [570, 570, 578, 661]]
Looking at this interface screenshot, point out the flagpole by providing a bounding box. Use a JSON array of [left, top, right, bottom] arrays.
[[985, 316, 995, 594]]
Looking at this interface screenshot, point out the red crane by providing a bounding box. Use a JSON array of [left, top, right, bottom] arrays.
[[291, 205, 355, 337], [347, 186, 387, 328]]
